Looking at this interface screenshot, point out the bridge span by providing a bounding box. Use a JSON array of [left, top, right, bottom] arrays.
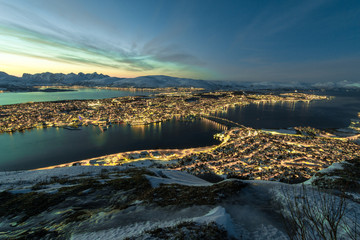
[[200, 114, 245, 129]]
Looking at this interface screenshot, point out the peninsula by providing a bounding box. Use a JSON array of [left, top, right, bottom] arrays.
[[0, 91, 328, 134]]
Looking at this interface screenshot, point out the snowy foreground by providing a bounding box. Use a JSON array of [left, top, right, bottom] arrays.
[[0, 163, 359, 239]]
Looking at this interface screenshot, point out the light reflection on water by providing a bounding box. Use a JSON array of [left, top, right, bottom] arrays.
[[0, 118, 222, 171], [213, 92, 359, 129], [1, 90, 359, 171]]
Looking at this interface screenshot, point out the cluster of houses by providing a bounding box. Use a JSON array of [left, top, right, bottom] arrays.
[[0, 91, 326, 133], [172, 127, 360, 183]]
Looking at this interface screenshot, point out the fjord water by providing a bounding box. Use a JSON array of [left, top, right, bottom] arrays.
[[0, 89, 359, 171], [0, 88, 154, 105], [0, 119, 223, 171], [213, 90, 360, 129]]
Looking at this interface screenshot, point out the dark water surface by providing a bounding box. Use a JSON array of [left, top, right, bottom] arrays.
[[213, 90, 360, 129], [0, 119, 223, 171], [0, 90, 359, 171]]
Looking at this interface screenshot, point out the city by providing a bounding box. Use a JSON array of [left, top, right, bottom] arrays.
[[0, 91, 328, 133], [1, 0, 360, 239], [40, 123, 360, 184]]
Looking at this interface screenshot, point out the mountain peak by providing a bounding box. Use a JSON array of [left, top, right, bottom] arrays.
[[1, 71, 359, 90]]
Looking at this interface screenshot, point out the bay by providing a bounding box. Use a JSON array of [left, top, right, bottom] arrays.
[[0, 89, 359, 171], [0, 88, 154, 105], [0, 118, 224, 171], [213, 90, 360, 129]]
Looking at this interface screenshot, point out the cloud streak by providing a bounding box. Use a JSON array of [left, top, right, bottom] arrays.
[[0, 0, 359, 82], [0, 1, 208, 77], [0, 23, 159, 71]]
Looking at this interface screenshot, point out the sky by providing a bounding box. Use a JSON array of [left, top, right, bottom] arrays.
[[0, 0, 359, 82]]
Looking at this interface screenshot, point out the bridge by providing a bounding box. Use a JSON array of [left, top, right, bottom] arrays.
[[200, 114, 245, 128]]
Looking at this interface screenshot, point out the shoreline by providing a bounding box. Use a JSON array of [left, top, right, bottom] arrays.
[[32, 129, 232, 171], [32, 144, 222, 171], [33, 85, 205, 92], [0, 91, 330, 134], [31, 125, 360, 173]]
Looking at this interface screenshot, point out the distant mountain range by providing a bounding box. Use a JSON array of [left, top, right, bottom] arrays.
[[0, 71, 359, 91]]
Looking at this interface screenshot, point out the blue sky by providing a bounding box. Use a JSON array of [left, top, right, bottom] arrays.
[[0, 0, 359, 82]]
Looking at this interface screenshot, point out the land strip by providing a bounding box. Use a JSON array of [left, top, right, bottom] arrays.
[[35, 126, 360, 184], [0, 91, 328, 133]]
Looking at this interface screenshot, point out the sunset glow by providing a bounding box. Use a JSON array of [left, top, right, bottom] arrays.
[[1, 0, 359, 81]]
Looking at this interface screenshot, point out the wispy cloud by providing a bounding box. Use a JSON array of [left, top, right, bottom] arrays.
[[1, 0, 358, 82], [0, 1, 207, 76], [0, 23, 144, 70], [142, 43, 204, 66]]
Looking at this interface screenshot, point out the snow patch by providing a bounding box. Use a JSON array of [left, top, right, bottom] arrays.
[[317, 161, 343, 173], [194, 206, 236, 237], [146, 169, 212, 187], [304, 162, 344, 185], [0, 166, 122, 191], [262, 129, 297, 135], [71, 207, 231, 240]]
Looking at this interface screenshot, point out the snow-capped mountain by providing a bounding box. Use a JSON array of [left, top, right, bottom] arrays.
[[0, 71, 20, 83], [86, 75, 220, 89], [22, 72, 109, 84], [0, 71, 359, 91], [1, 72, 226, 90]]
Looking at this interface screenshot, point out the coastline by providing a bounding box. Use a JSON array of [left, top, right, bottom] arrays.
[[32, 144, 221, 171], [33, 85, 204, 92], [0, 91, 329, 134], [31, 125, 360, 181]]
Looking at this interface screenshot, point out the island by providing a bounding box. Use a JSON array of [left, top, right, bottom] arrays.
[[0, 91, 328, 133]]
